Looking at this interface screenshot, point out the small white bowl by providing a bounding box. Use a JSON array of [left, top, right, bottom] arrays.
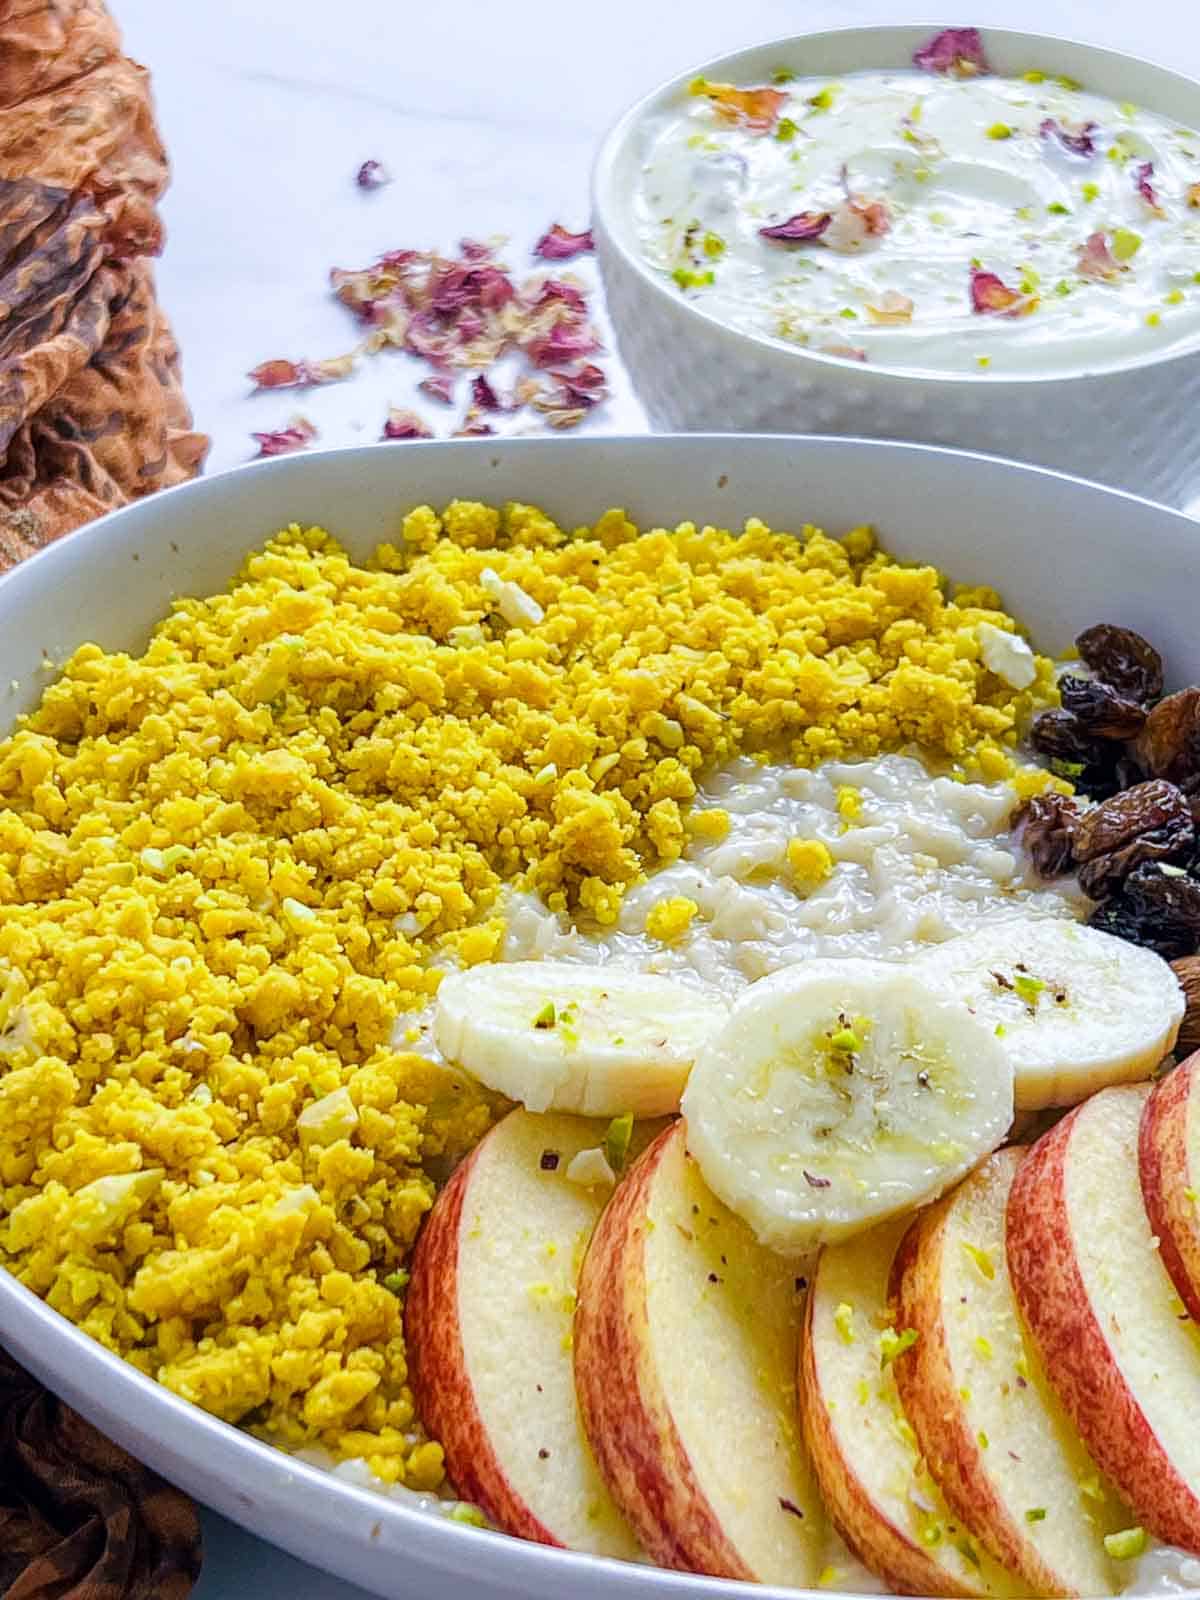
[[2, 434, 1200, 1600], [593, 26, 1200, 507]]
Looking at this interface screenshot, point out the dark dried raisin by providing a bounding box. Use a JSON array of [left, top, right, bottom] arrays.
[[1058, 675, 1147, 740], [1011, 792, 1081, 878], [1134, 688, 1200, 791], [1075, 624, 1164, 705], [1088, 861, 1200, 959], [1028, 710, 1121, 797], [1074, 780, 1192, 864]]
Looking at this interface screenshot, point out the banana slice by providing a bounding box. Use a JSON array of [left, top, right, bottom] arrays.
[[433, 960, 729, 1117], [915, 915, 1183, 1110], [680, 958, 1013, 1255]]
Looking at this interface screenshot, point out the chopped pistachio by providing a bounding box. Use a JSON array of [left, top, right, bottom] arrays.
[[776, 117, 798, 143], [533, 1001, 556, 1029], [1055, 280, 1072, 297], [383, 1269, 410, 1294], [1112, 228, 1142, 261], [834, 1302, 856, 1344], [672, 266, 715, 290], [994, 1021, 1007, 1035], [604, 1111, 635, 1174], [771, 66, 795, 84], [856, 1377, 871, 1405], [1166, 289, 1185, 305], [839, 307, 858, 320], [987, 122, 1014, 140], [976, 356, 991, 369], [1015, 205, 1035, 222], [449, 1503, 488, 1528], [913, 166, 931, 183], [1146, 311, 1161, 327], [702, 230, 725, 258], [808, 86, 837, 112], [961, 1241, 995, 1280], [1120, 100, 1137, 119], [974, 1335, 994, 1361], [1104, 1528, 1147, 1560], [977, 1430, 990, 1450], [1080, 1473, 1105, 1503], [1082, 181, 1100, 203], [1025, 1507, 1048, 1523], [1047, 201, 1071, 215], [830, 1027, 863, 1052], [688, 75, 708, 96], [879, 1326, 919, 1365], [1022, 69, 1046, 84], [1013, 973, 1046, 1007], [920, 1523, 944, 1548], [1055, 73, 1082, 91]]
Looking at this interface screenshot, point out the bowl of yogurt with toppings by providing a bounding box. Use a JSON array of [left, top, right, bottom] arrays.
[[593, 26, 1200, 506]]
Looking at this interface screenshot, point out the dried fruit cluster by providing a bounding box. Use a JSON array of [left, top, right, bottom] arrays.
[[1017, 624, 1200, 959]]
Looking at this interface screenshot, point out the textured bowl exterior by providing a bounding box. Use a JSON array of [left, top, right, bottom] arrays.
[[3, 435, 1200, 1600], [594, 25, 1200, 506]]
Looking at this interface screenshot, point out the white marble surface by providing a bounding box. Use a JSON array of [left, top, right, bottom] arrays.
[[98, 1, 1199, 1594]]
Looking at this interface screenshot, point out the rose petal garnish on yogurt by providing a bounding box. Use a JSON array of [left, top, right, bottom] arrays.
[[632, 31, 1200, 373]]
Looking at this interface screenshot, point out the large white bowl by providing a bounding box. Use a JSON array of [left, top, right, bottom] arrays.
[[593, 26, 1200, 508], [1, 435, 1199, 1600]]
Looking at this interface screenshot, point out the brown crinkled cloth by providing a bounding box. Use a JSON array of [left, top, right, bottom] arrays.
[[0, 1346, 202, 1599], [0, 0, 208, 569]]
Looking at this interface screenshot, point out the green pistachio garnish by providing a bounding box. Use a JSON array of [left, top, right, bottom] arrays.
[[672, 266, 715, 290], [604, 1111, 635, 1174], [702, 231, 726, 258], [987, 122, 1014, 140], [1104, 1528, 1147, 1560], [771, 66, 795, 84], [1112, 228, 1142, 262], [1025, 1508, 1048, 1524], [1082, 181, 1100, 203], [533, 1001, 557, 1029], [1047, 201, 1071, 215], [776, 117, 798, 143]]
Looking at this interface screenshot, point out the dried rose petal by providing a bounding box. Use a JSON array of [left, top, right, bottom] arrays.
[[822, 196, 892, 254], [356, 160, 391, 189], [471, 374, 507, 412], [866, 290, 914, 324], [522, 318, 602, 369], [532, 277, 588, 312], [533, 224, 594, 261], [1134, 161, 1166, 215], [913, 27, 991, 77], [381, 407, 434, 441], [251, 416, 317, 457], [819, 343, 868, 361], [430, 262, 515, 316], [460, 238, 495, 260], [970, 268, 1037, 316], [247, 353, 356, 390], [759, 210, 832, 242], [453, 408, 496, 438], [419, 374, 456, 405], [1075, 231, 1125, 281], [1039, 118, 1098, 158], [697, 81, 788, 134]]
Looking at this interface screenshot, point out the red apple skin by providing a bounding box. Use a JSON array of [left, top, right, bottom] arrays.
[[405, 1127, 564, 1546], [1007, 1091, 1200, 1553], [889, 1150, 1068, 1597], [573, 1121, 754, 1579], [1140, 1052, 1200, 1325], [798, 1281, 985, 1600]]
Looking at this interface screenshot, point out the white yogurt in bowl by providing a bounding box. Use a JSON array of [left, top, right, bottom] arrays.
[[634, 38, 1200, 376], [593, 26, 1200, 504]]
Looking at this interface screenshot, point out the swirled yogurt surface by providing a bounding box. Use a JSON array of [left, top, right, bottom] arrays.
[[632, 31, 1200, 374]]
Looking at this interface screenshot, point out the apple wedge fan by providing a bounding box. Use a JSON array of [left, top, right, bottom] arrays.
[[407, 914, 1200, 1595]]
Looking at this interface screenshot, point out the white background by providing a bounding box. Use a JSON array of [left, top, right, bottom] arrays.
[[101, 2, 1200, 1593]]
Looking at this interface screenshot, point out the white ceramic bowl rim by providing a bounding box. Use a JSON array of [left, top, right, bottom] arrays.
[[2, 434, 1200, 1600], [591, 21, 1200, 387]]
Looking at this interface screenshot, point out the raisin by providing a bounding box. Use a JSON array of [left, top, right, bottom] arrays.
[[1134, 688, 1200, 791], [1029, 710, 1121, 798], [1075, 624, 1163, 705], [1088, 862, 1200, 959], [1073, 780, 1194, 900], [1011, 791, 1081, 878], [1058, 675, 1147, 741]]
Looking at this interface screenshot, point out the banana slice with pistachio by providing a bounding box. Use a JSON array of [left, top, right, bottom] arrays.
[[915, 914, 1184, 1110], [434, 960, 729, 1117], [680, 957, 1013, 1256]]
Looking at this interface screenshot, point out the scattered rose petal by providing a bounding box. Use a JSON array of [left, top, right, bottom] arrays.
[[381, 407, 433, 440], [419, 374, 456, 405], [759, 210, 832, 242], [460, 238, 495, 260], [356, 160, 391, 189], [522, 316, 602, 369], [1134, 161, 1166, 216], [1075, 230, 1124, 281], [533, 277, 588, 312], [471, 374, 507, 412], [453, 408, 495, 438], [819, 344, 869, 361], [430, 262, 515, 315], [251, 417, 317, 457], [823, 195, 891, 253], [1038, 117, 1098, 158], [913, 27, 991, 77], [512, 376, 542, 408], [970, 267, 1038, 316], [1189, 181, 1200, 208], [533, 224, 594, 260], [531, 362, 609, 429], [247, 353, 356, 390], [866, 290, 914, 324], [695, 81, 788, 134]]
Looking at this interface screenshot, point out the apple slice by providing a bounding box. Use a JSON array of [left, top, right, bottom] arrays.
[[1140, 1052, 1200, 1323], [800, 1216, 1020, 1598], [405, 1107, 644, 1555], [1008, 1084, 1200, 1554], [892, 1146, 1126, 1595], [574, 1120, 825, 1584]]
